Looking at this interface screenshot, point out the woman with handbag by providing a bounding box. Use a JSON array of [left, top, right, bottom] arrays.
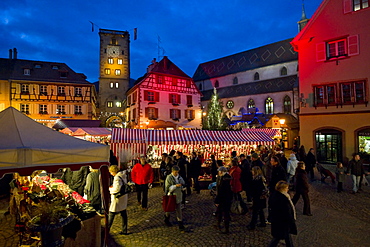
[[247, 166, 267, 230], [229, 159, 248, 215], [164, 165, 186, 231]]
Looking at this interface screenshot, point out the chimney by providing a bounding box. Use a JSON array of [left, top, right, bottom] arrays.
[[163, 56, 168, 69], [9, 49, 12, 60], [146, 58, 157, 73], [13, 48, 17, 59]]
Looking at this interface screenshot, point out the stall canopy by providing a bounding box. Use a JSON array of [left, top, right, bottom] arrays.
[[242, 128, 282, 139], [0, 107, 110, 177], [72, 128, 111, 137]]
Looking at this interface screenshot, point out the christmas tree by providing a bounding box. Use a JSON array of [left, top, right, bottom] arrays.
[[203, 88, 226, 130]]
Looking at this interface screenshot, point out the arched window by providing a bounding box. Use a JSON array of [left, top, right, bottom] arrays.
[[283, 95, 291, 114], [280, 66, 287, 76], [248, 99, 255, 109], [214, 80, 219, 88], [198, 83, 202, 91], [254, 72, 260, 81], [233, 77, 238, 85], [265, 97, 274, 114]]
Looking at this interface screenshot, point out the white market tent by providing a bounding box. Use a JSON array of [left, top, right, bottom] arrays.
[[0, 107, 110, 176]]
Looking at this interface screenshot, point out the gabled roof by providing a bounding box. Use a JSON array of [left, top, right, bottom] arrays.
[[0, 58, 90, 84], [149, 56, 190, 78], [193, 38, 297, 81], [201, 75, 297, 101]]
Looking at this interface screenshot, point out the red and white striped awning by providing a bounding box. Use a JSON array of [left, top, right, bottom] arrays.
[[242, 128, 282, 139], [111, 128, 147, 143]]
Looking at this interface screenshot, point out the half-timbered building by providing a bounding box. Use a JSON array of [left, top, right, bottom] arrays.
[[126, 56, 202, 129]]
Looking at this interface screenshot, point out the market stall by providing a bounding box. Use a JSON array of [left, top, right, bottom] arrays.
[[72, 127, 112, 143], [0, 107, 110, 246]]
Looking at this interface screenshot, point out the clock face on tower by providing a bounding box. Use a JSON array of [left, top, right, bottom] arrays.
[[107, 45, 120, 57]]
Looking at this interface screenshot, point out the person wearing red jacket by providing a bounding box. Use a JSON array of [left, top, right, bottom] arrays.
[[229, 158, 248, 214], [131, 155, 154, 210]]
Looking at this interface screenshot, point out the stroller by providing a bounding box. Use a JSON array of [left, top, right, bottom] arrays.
[[316, 163, 335, 184]]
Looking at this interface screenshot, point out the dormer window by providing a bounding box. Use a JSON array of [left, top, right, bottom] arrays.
[[34, 64, 41, 68], [60, 71, 68, 78], [52, 65, 59, 70], [23, 69, 30, 75]]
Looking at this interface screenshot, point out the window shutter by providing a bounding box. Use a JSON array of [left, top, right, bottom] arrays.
[[177, 109, 181, 119], [155, 92, 160, 102], [169, 109, 172, 118], [177, 95, 181, 104], [144, 90, 148, 101], [145, 108, 148, 118], [316, 42, 326, 62], [348, 35, 359, 56], [169, 94, 172, 103], [185, 109, 188, 119], [191, 110, 195, 119], [343, 0, 352, 14], [155, 108, 158, 118]]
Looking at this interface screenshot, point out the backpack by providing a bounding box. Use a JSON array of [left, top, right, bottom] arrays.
[[114, 176, 132, 198]]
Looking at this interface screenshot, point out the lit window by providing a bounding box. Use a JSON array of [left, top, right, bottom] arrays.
[[108, 58, 114, 64], [226, 100, 234, 109], [56, 105, 66, 114], [111, 38, 117, 45], [110, 82, 114, 88], [283, 96, 291, 114], [39, 104, 47, 114], [57, 86, 65, 96], [21, 104, 30, 114], [354, 0, 369, 11], [115, 69, 121, 75], [248, 99, 255, 109], [117, 59, 123, 65], [185, 109, 195, 120], [21, 84, 29, 94], [75, 87, 82, 97], [313, 84, 337, 106], [107, 101, 113, 108], [340, 81, 366, 104], [115, 82, 119, 88], [116, 101, 122, 108], [52, 65, 59, 69], [280, 67, 287, 76], [316, 36, 359, 62], [233, 77, 238, 85], [23, 69, 30, 75], [265, 97, 274, 114], [146, 107, 158, 120], [35, 64, 41, 68], [40, 85, 47, 96], [105, 68, 111, 75], [74, 105, 82, 115]]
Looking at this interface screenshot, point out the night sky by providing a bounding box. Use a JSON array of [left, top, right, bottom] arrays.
[[0, 0, 322, 82]]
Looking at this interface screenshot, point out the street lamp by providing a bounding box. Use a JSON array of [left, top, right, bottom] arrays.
[[279, 119, 286, 150]]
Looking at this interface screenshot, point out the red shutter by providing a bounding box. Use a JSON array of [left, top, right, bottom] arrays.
[[316, 42, 326, 62], [343, 0, 352, 14], [177, 109, 181, 119], [169, 94, 172, 103], [169, 109, 172, 118], [155, 92, 160, 102], [155, 108, 158, 119], [145, 108, 148, 118], [185, 109, 188, 119], [177, 95, 181, 104], [191, 110, 195, 119], [348, 35, 359, 56], [144, 90, 148, 101]]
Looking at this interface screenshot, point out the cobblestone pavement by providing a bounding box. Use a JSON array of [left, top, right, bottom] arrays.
[[0, 166, 369, 247]]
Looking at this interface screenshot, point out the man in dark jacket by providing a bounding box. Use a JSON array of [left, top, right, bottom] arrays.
[[189, 152, 202, 194], [239, 154, 252, 202], [347, 153, 366, 194], [214, 166, 233, 234], [251, 153, 264, 169], [269, 156, 287, 193], [306, 148, 317, 181]]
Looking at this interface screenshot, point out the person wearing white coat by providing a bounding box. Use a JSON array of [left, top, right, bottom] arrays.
[[108, 165, 129, 235], [287, 153, 298, 185]]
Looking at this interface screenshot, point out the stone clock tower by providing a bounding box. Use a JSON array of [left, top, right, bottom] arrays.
[[98, 29, 130, 127]]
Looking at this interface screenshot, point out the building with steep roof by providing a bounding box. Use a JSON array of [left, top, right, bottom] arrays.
[[193, 38, 299, 148], [291, 0, 370, 164], [126, 56, 202, 129], [0, 48, 97, 128]]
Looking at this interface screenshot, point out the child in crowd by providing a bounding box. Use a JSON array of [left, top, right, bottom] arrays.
[[335, 162, 345, 193]]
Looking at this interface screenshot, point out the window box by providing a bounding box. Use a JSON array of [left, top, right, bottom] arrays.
[[187, 118, 194, 122], [172, 103, 180, 106], [172, 118, 179, 122], [39, 111, 48, 115], [148, 102, 156, 105], [187, 104, 193, 107]]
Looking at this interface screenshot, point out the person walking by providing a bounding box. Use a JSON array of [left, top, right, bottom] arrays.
[[214, 166, 233, 234], [335, 162, 345, 193], [164, 165, 186, 231], [346, 153, 366, 194], [292, 162, 312, 216], [189, 152, 202, 194], [268, 181, 297, 247], [269, 156, 287, 194], [210, 154, 218, 182], [108, 165, 129, 235], [247, 166, 267, 230], [131, 155, 154, 210], [239, 154, 252, 203], [286, 153, 298, 187], [229, 159, 248, 214], [306, 148, 317, 181], [251, 153, 264, 169]]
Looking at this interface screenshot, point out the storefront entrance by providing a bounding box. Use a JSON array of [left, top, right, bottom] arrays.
[[315, 129, 342, 164], [357, 128, 370, 164]]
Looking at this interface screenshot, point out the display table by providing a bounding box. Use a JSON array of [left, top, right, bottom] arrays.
[[64, 215, 101, 247]]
